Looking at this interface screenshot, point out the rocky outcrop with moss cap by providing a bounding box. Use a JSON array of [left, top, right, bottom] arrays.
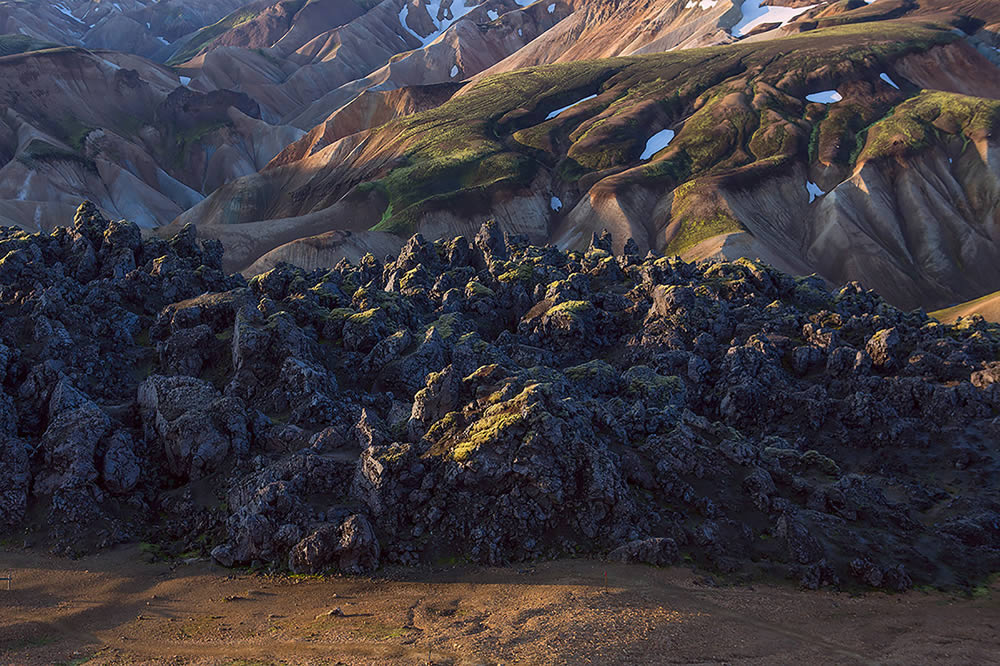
[[2, 211, 1000, 591]]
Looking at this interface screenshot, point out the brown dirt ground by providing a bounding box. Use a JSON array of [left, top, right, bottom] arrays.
[[0, 546, 998, 665]]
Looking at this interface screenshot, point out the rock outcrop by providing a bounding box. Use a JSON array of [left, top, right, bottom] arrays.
[[1, 208, 999, 590]]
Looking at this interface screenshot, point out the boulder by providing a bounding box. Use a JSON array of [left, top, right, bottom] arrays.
[[138, 375, 250, 480]]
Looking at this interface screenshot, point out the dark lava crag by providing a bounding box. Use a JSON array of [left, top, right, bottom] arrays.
[[1, 203, 999, 590]]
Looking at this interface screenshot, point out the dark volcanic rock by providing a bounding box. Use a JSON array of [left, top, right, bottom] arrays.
[[1, 209, 999, 590]]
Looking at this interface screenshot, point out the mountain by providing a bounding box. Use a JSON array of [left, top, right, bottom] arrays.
[[169, 15, 1000, 311], [0, 46, 303, 231], [0, 0, 262, 59], [3, 0, 1000, 313]]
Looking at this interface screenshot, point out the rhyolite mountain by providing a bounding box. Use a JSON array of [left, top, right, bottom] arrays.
[[2, 206, 1000, 591], [3, 0, 1000, 314], [3, 0, 1000, 587]]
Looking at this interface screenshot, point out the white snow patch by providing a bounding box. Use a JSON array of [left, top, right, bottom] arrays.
[[547, 3, 556, 13], [806, 181, 825, 203], [157, 36, 169, 45], [487, 9, 498, 20], [640, 129, 675, 160], [879, 72, 899, 90], [450, 65, 459, 78], [806, 90, 842, 103], [179, 76, 192, 86], [101, 57, 121, 71], [399, 0, 478, 47], [550, 196, 563, 211], [16, 172, 32, 201], [731, 0, 815, 38], [545, 93, 596, 120], [515, 0, 533, 5], [55, 3, 84, 23], [685, 0, 719, 8], [518, 28, 523, 36]]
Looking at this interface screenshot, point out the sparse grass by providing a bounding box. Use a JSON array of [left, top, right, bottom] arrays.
[[360, 20, 953, 236], [858, 91, 1000, 163], [168, 8, 265, 64], [0, 33, 58, 57]]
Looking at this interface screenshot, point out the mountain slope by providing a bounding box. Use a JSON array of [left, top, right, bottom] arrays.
[[166, 18, 1000, 311], [0, 46, 303, 230]]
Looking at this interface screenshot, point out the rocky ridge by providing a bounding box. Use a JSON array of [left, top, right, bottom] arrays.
[[1, 204, 999, 590]]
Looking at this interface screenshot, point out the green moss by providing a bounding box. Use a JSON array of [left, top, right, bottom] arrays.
[[622, 366, 683, 405], [348, 308, 380, 324], [0, 33, 58, 57], [497, 263, 536, 283], [546, 300, 594, 316], [426, 411, 463, 440], [18, 138, 96, 172], [425, 313, 458, 339], [565, 359, 616, 382], [465, 280, 496, 298], [663, 180, 743, 256], [452, 409, 524, 462], [858, 91, 1000, 163], [168, 7, 264, 64]]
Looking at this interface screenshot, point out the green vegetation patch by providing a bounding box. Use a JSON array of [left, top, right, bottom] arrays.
[[359, 20, 953, 236], [168, 7, 265, 64], [857, 91, 1000, 163], [0, 33, 59, 57]]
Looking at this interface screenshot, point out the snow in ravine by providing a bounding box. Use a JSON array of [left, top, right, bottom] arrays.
[[806, 181, 826, 203], [545, 94, 597, 120], [731, 0, 815, 38], [550, 196, 563, 212], [640, 129, 675, 160], [879, 73, 900, 90], [806, 90, 842, 104], [399, 0, 477, 47]]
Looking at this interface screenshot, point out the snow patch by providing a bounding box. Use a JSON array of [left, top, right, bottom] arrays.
[[731, 0, 815, 38], [547, 3, 556, 13], [545, 94, 597, 120], [450, 65, 459, 78], [399, 0, 478, 47], [685, 0, 719, 8], [806, 181, 825, 203], [55, 3, 84, 23], [518, 28, 523, 37], [179, 76, 192, 86], [487, 9, 498, 20], [16, 172, 33, 201], [879, 72, 899, 90], [806, 90, 842, 104], [640, 129, 675, 160], [550, 196, 563, 211]]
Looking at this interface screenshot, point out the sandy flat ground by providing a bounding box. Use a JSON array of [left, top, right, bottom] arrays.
[[0, 546, 998, 665]]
